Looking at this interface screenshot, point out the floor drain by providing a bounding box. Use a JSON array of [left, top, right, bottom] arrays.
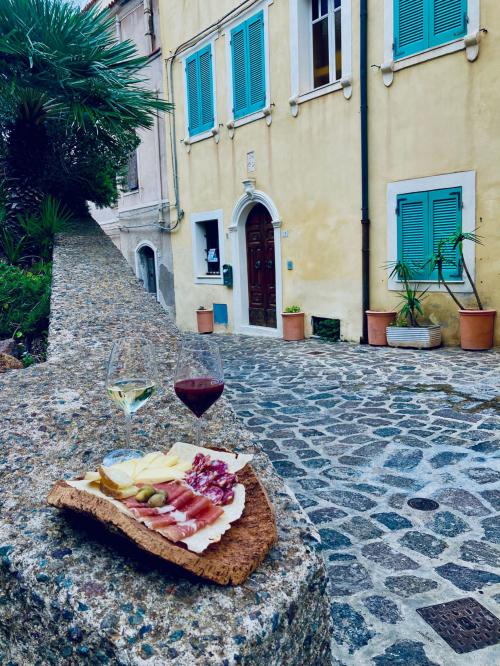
[[417, 597, 500, 654], [407, 497, 439, 511]]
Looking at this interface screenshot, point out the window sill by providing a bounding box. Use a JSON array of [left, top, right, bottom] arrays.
[[388, 279, 473, 294], [382, 33, 481, 86], [195, 275, 223, 286], [227, 106, 272, 135], [297, 80, 343, 104], [122, 189, 140, 198]]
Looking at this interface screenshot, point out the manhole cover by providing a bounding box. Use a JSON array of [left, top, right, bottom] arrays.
[[407, 497, 439, 511], [417, 597, 500, 654]]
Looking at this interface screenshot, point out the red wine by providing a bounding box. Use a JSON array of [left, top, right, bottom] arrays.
[[174, 377, 224, 418]]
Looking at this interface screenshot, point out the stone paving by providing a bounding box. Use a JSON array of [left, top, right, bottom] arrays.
[[215, 334, 500, 666]]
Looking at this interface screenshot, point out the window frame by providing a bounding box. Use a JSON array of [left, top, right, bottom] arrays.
[[382, 0, 480, 85], [387, 171, 476, 293], [289, 0, 352, 108], [191, 209, 225, 285], [182, 39, 218, 144], [224, 1, 271, 128]]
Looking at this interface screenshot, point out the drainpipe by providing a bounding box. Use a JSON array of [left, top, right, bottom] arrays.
[[360, 0, 370, 344], [144, 0, 154, 52]]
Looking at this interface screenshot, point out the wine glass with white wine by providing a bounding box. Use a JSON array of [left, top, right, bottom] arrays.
[[105, 337, 157, 464]]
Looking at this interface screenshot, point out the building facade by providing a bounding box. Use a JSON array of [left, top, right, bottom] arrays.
[[90, 0, 176, 318], [157, 0, 499, 345]]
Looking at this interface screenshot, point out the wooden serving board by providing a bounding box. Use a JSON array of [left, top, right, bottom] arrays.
[[47, 463, 277, 585]]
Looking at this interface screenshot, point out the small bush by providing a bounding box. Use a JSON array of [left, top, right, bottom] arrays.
[[284, 305, 301, 313], [0, 262, 51, 339]]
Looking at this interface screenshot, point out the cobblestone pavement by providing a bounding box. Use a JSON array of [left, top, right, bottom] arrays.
[[215, 335, 500, 666]]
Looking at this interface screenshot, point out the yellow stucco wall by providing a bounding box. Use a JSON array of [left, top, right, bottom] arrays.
[[160, 0, 500, 345]]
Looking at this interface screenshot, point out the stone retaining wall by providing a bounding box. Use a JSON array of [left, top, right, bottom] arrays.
[[0, 221, 330, 665]]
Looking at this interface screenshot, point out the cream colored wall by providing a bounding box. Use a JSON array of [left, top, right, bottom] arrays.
[[369, 1, 500, 345], [162, 0, 362, 340], [161, 0, 500, 344]]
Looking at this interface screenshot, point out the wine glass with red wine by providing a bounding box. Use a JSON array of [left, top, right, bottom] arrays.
[[174, 337, 224, 447]]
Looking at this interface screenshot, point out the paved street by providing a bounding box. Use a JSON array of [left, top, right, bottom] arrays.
[[216, 335, 500, 666]]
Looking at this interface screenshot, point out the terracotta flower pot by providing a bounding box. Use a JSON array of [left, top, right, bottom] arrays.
[[366, 311, 397, 346], [282, 312, 305, 341], [459, 309, 496, 351], [196, 309, 214, 334]]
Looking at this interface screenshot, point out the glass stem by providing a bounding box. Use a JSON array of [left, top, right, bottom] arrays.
[[125, 412, 132, 448], [195, 416, 203, 448]]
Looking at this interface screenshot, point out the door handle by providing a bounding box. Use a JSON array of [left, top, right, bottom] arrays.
[[266, 260, 273, 269], [255, 260, 261, 269]]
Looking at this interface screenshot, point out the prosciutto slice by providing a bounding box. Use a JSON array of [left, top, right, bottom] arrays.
[[120, 481, 224, 544]]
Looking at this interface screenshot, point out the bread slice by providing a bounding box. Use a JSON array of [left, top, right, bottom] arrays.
[[98, 465, 134, 490], [99, 480, 138, 499]]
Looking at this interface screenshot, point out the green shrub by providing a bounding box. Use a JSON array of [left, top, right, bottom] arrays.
[[0, 262, 51, 339], [284, 305, 301, 313], [18, 196, 72, 262]]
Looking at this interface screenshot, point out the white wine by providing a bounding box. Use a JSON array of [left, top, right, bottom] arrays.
[[107, 378, 156, 415]]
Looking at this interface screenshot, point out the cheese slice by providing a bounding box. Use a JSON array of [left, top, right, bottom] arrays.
[[168, 442, 253, 474]]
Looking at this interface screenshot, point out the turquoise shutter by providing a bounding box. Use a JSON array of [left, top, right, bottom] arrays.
[[186, 46, 214, 136], [186, 53, 200, 135], [430, 0, 467, 48], [231, 24, 248, 118], [397, 192, 429, 279], [198, 46, 214, 131], [246, 12, 266, 113], [429, 187, 462, 280], [394, 0, 427, 59]]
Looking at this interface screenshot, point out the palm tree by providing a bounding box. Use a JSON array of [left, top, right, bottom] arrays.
[[0, 0, 172, 231]]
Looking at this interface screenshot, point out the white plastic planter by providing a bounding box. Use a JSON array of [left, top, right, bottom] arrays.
[[386, 325, 442, 349]]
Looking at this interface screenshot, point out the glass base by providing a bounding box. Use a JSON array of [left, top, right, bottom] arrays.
[[102, 449, 143, 467]]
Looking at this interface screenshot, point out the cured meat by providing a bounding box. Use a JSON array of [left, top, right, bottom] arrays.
[[120, 480, 224, 545], [185, 457, 238, 506]]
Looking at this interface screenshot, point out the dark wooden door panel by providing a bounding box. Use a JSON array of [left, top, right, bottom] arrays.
[[246, 204, 276, 328]]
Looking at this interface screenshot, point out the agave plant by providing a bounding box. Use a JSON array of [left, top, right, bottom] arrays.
[[0, 0, 172, 230], [424, 231, 483, 311]]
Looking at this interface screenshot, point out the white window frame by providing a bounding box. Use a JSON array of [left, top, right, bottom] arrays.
[[134, 240, 160, 300], [382, 0, 481, 87], [191, 209, 224, 285], [289, 0, 352, 113], [387, 171, 476, 293], [181, 37, 218, 145], [224, 0, 272, 130]]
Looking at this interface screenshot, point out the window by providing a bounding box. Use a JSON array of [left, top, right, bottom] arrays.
[[388, 172, 475, 292], [191, 211, 224, 285], [289, 0, 352, 104], [394, 0, 467, 60], [185, 45, 214, 136], [397, 187, 462, 280], [312, 0, 342, 88], [230, 11, 266, 120], [126, 150, 139, 192]]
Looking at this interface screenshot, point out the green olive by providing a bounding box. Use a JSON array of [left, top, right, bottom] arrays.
[[135, 486, 156, 503], [148, 492, 166, 508]]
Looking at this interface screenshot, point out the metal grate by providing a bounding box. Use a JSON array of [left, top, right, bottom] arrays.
[[417, 597, 500, 654]]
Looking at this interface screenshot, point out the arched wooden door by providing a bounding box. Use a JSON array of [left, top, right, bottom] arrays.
[[245, 204, 276, 328]]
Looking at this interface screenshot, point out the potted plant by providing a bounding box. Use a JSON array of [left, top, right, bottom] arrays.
[[282, 305, 305, 341], [385, 262, 441, 349], [425, 232, 496, 351], [196, 306, 214, 334], [366, 310, 397, 346]]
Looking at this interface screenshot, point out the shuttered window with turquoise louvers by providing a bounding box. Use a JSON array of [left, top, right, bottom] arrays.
[[394, 0, 467, 60], [185, 45, 214, 137], [397, 187, 462, 281], [231, 11, 266, 120]]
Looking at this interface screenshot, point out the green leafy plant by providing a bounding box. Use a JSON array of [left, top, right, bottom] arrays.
[[387, 260, 429, 327], [424, 231, 483, 311], [0, 228, 27, 264], [18, 196, 72, 262], [284, 305, 301, 313], [0, 261, 51, 339]]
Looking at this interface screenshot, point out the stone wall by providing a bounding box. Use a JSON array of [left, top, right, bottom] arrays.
[[0, 221, 330, 665]]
